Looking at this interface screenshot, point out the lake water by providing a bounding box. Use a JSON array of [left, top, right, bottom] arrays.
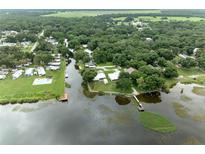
[[0, 59, 205, 144]]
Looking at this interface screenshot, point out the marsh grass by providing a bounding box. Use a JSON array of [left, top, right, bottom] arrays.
[[139, 112, 176, 133]]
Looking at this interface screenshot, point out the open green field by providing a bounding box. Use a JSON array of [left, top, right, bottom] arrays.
[[139, 112, 176, 133], [138, 16, 205, 22], [91, 81, 132, 94], [0, 61, 66, 104], [43, 10, 161, 18]]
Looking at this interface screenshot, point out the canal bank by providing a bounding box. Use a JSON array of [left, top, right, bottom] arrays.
[[0, 59, 205, 144]]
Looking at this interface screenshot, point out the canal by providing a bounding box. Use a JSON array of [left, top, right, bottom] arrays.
[[0, 59, 205, 144]]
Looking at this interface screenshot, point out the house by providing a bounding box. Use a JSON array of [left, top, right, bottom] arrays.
[[108, 71, 120, 81], [146, 38, 153, 42], [37, 67, 46, 76], [94, 72, 106, 81], [64, 38, 68, 47], [69, 48, 74, 53], [103, 79, 108, 84], [193, 48, 199, 55], [50, 66, 60, 71], [46, 37, 58, 46], [85, 61, 96, 68], [12, 70, 23, 80], [48, 62, 61, 66], [25, 68, 34, 76], [126, 67, 136, 74], [0, 75, 6, 80], [82, 44, 88, 48], [84, 49, 93, 57], [179, 54, 195, 59]]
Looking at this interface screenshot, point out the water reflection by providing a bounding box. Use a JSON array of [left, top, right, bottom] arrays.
[[137, 92, 161, 103], [115, 95, 131, 105]]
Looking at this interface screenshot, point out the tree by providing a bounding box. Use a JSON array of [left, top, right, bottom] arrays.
[[157, 49, 175, 60], [163, 66, 178, 78], [116, 78, 132, 91], [82, 69, 97, 83], [137, 75, 164, 92], [74, 50, 90, 63], [112, 53, 128, 66], [179, 57, 197, 68], [129, 60, 147, 69], [119, 72, 130, 79]]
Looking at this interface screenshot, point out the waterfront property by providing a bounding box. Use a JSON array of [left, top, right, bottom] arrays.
[[0, 60, 66, 104]]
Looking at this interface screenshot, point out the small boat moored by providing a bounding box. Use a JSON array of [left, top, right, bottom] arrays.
[[138, 103, 144, 112]]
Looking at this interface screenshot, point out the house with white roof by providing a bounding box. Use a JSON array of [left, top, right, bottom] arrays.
[[12, 70, 23, 80], [25, 68, 34, 76], [146, 38, 153, 42], [37, 67, 46, 76], [94, 72, 106, 81], [0, 75, 6, 80], [108, 71, 120, 81]]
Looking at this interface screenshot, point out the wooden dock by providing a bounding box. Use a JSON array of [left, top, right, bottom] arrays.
[[133, 95, 144, 112], [59, 93, 69, 102]]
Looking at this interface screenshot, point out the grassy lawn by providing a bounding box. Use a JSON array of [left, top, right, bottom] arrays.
[[138, 16, 205, 22], [97, 62, 115, 67], [43, 10, 161, 18], [0, 61, 66, 104], [91, 81, 132, 94], [177, 68, 205, 85], [139, 112, 176, 133]]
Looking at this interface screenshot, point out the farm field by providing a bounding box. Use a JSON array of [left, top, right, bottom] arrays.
[[138, 16, 205, 22], [43, 10, 161, 18], [0, 61, 66, 104]]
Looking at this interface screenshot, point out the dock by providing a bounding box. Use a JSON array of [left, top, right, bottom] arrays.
[[133, 95, 144, 112], [59, 93, 69, 102]]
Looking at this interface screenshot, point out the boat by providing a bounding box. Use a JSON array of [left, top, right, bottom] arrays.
[[138, 103, 144, 112], [59, 93, 69, 102]]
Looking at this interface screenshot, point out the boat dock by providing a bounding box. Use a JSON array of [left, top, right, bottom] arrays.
[[59, 93, 69, 102], [133, 95, 144, 112]]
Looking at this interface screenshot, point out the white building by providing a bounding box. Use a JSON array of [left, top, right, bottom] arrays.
[[48, 62, 61, 66], [25, 68, 34, 76], [12, 70, 23, 80], [146, 38, 153, 42], [37, 67, 46, 76], [108, 71, 120, 81], [0, 75, 6, 80], [82, 44, 88, 48], [49, 66, 60, 70], [193, 48, 199, 55], [64, 38, 69, 47], [94, 72, 106, 81]]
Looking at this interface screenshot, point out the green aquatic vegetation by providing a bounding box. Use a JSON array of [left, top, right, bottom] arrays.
[[172, 102, 189, 118], [139, 112, 176, 133], [191, 115, 205, 122], [192, 87, 205, 96], [182, 136, 201, 145], [65, 82, 71, 88], [180, 95, 192, 101]]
